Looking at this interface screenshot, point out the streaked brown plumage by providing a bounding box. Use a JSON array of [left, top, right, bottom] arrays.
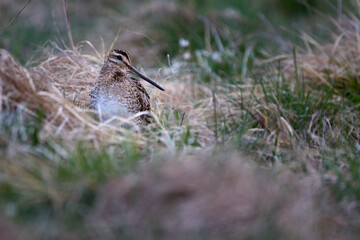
[[90, 49, 164, 126]]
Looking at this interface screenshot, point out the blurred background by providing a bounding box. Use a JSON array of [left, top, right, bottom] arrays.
[[0, 0, 348, 65]]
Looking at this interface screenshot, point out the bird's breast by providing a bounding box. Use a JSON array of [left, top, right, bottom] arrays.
[[90, 77, 150, 123], [91, 90, 134, 120]]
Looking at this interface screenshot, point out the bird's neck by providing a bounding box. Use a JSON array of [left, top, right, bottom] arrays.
[[100, 63, 130, 81]]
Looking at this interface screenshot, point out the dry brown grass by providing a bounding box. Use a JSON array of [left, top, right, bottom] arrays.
[[266, 10, 360, 91]]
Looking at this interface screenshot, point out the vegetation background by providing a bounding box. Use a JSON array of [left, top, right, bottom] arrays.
[[0, 0, 359, 239]]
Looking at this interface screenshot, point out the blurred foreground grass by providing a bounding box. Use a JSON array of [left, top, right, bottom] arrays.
[[0, 0, 359, 239]]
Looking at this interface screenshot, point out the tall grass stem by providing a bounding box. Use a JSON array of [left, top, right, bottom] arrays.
[[62, 0, 75, 50]]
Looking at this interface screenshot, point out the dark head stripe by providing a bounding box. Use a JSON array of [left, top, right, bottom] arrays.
[[113, 49, 130, 61]]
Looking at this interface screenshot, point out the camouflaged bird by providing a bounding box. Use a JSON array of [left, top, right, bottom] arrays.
[[90, 49, 164, 126]]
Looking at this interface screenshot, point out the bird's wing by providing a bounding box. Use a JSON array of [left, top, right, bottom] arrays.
[[89, 81, 100, 108], [131, 77, 151, 112]]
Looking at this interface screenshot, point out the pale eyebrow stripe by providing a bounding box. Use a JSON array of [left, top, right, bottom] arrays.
[[109, 58, 122, 64], [113, 51, 130, 61]]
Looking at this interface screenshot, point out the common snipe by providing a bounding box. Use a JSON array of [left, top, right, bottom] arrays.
[[90, 49, 164, 126]]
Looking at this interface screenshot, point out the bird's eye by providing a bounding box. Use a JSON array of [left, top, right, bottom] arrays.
[[117, 55, 123, 60]]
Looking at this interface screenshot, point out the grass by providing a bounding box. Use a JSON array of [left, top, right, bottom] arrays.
[[0, 0, 360, 239]]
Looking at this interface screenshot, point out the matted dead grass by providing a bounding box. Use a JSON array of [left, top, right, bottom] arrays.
[[0, 43, 242, 149]]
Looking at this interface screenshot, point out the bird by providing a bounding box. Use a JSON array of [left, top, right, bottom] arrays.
[[89, 49, 164, 126]]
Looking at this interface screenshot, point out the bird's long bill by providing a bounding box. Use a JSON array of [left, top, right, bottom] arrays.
[[128, 65, 165, 91]]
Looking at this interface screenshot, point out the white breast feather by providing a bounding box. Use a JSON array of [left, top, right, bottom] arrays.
[[93, 92, 131, 120]]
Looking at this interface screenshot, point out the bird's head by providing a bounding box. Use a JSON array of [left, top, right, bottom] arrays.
[[107, 49, 132, 69], [106, 49, 164, 91]]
